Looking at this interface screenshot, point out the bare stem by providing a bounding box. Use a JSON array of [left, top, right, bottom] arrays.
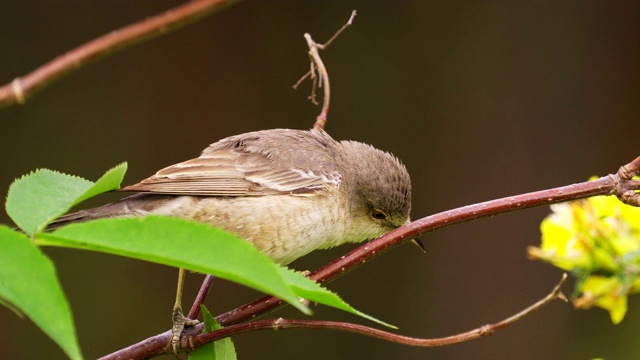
[[99, 157, 640, 360], [321, 10, 357, 49], [187, 275, 215, 320], [0, 0, 238, 108], [293, 10, 357, 131], [186, 274, 568, 348], [215, 174, 623, 326]]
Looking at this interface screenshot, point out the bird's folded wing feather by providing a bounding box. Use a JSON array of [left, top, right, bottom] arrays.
[[120, 147, 342, 196]]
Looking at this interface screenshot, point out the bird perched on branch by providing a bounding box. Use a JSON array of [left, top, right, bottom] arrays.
[[51, 128, 412, 354]]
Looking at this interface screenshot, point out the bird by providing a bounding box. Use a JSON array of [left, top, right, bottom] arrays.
[[50, 128, 412, 354]]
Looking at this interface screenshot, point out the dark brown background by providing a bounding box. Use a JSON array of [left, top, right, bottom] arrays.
[[1, 1, 639, 359]]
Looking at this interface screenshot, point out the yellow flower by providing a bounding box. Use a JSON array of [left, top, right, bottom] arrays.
[[530, 186, 640, 324]]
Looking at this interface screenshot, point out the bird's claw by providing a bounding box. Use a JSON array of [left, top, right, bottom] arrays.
[[170, 307, 200, 356]]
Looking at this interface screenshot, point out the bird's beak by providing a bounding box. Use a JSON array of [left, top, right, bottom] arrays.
[[400, 218, 425, 252], [410, 238, 426, 253]]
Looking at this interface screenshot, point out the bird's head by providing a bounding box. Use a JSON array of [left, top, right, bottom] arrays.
[[339, 140, 412, 238]]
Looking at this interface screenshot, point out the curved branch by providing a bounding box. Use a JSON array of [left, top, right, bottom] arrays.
[[185, 274, 567, 350], [100, 157, 640, 359], [0, 0, 238, 108], [213, 171, 633, 327]]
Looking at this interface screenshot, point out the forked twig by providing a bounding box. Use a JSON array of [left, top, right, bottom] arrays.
[[293, 10, 357, 131], [613, 155, 640, 206], [182, 275, 568, 350]]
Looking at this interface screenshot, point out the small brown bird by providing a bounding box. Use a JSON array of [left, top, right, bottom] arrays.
[[54, 128, 412, 264], [52, 128, 412, 353]]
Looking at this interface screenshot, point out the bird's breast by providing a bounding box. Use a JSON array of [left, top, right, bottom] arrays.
[[170, 193, 352, 265]]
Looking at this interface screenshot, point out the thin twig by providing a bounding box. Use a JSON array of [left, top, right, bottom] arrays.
[[187, 274, 568, 348], [0, 0, 238, 108], [293, 10, 357, 131], [292, 71, 312, 90], [99, 157, 640, 360], [187, 275, 215, 319], [321, 10, 357, 49]]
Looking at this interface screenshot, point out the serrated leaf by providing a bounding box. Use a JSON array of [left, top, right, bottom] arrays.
[[278, 267, 396, 329], [0, 226, 82, 360], [190, 305, 237, 360], [5, 163, 127, 235], [73, 162, 127, 205], [6, 170, 91, 235], [35, 216, 309, 315]]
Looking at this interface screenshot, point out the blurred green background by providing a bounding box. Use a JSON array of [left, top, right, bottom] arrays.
[[1, 1, 639, 359]]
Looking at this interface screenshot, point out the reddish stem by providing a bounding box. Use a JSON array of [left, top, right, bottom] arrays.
[[0, 0, 237, 108], [99, 172, 637, 360]]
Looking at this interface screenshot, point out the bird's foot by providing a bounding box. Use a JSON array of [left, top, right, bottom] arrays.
[[170, 307, 200, 356]]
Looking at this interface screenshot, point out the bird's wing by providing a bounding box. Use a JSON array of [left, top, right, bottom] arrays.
[[120, 130, 342, 196]]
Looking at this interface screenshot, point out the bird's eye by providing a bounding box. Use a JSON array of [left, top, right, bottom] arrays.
[[371, 209, 387, 220]]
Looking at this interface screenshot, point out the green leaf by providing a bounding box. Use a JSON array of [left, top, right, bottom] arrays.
[[0, 226, 82, 360], [279, 267, 396, 329], [5, 163, 127, 235], [73, 162, 128, 205], [190, 305, 237, 360], [35, 216, 310, 315]]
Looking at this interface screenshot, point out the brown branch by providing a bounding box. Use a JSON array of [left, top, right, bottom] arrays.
[[213, 174, 628, 327], [293, 10, 357, 131], [183, 274, 568, 349], [614, 155, 640, 206], [99, 156, 640, 360], [187, 275, 215, 320], [102, 273, 567, 358], [0, 0, 238, 108]]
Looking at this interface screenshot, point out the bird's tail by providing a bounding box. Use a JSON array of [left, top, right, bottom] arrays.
[[46, 193, 162, 230]]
